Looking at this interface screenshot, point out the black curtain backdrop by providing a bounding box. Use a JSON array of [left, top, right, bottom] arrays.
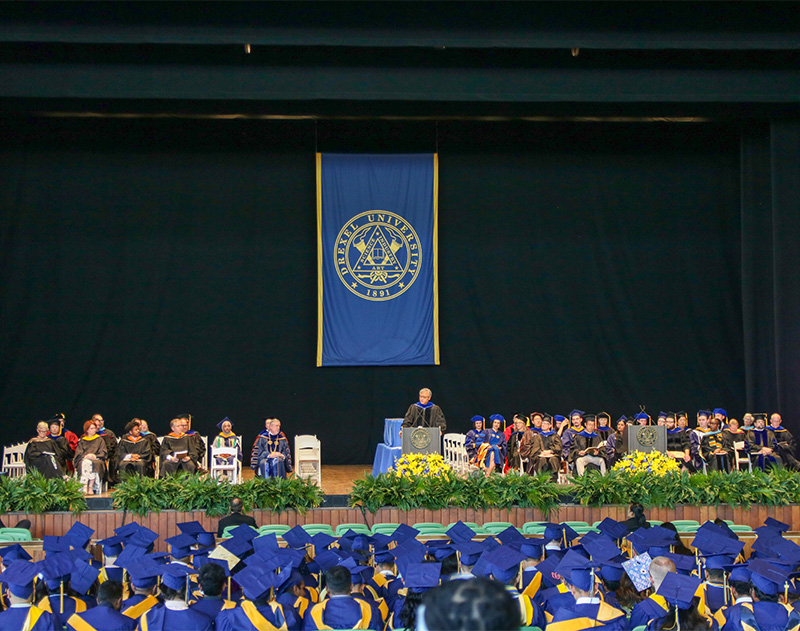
[[0, 115, 797, 464]]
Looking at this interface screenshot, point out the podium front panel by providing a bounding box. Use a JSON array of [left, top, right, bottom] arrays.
[[623, 425, 667, 453], [402, 427, 442, 456]]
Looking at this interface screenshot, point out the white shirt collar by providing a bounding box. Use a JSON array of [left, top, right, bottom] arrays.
[[576, 597, 601, 605], [165, 601, 189, 611], [735, 596, 753, 604]]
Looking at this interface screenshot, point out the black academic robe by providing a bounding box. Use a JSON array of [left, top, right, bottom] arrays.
[[24, 437, 64, 478], [568, 431, 605, 464], [700, 430, 733, 471], [534, 431, 562, 474], [117, 434, 154, 476], [160, 432, 198, 476], [402, 402, 446, 431]]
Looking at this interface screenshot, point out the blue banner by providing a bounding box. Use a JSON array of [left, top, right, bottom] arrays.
[[317, 153, 439, 366]]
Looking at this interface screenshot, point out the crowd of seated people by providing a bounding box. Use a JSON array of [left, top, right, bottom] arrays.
[[1, 509, 798, 631], [464, 408, 797, 479], [21, 413, 294, 494]]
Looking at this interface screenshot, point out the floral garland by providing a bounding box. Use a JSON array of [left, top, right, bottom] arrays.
[[390, 453, 452, 478], [613, 450, 680, 476]]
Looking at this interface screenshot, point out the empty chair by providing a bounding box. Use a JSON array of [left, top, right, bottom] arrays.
[[371, 523, 401, 536], [522, 522, 547, 535], [413, 522, 447, 532], [301, 523, 335, 536], [2, 443, 26, 479], [481, 522, 515, 534], [258, 524, 291, 536], [294, 435, 322, 486], [335, 523, 372, 536], [0, 528, 32, 542], [728, 525, 753, 533]]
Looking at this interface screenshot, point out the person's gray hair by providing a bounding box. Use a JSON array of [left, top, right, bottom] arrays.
[[649, 556, 677, 590], [420, 388, 432, 396]]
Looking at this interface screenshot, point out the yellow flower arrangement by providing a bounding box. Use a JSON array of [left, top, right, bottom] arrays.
[[613, 450, 680, 476], [390, 453, 452, 478]]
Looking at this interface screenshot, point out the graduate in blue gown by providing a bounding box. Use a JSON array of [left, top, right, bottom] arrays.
[[304, 566, 380, 630], [215, 563, 293, 631], [476, 416, 507, 475], [67, 581, 136, 631], [464, 415, 485, 463], [189, 561, 237, 622], [0, 559, 60, 631], [138, 564, 212, 631]]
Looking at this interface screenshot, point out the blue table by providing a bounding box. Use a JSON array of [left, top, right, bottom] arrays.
[[372, 418, 404, 475]]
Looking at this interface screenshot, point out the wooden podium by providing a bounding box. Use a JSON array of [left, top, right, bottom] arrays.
[[402, 426, 442, 456], [623, 425, 667, 454]]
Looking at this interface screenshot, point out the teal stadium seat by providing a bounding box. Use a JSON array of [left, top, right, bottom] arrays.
[[0, 528, 32, 542], [335, 523, 372, 536], [371, 523, 401, 536], [258, 524, 291, 536], [301, 524, 336, 536]]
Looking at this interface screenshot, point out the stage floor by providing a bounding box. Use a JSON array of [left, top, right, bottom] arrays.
[[93, 465, 372, 498]]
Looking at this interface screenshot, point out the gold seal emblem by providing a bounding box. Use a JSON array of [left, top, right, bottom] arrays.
[[334, 210, 421, 301], [638, 426, 658, 447], [410, 427, 432, 450]]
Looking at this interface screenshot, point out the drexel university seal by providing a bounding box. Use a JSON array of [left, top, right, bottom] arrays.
[[334, 210, 422, 301]]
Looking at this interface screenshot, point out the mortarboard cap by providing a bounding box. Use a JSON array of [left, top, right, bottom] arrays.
[[114, 521, 142, 538], [598, 557, 624, 583], [311, 532, 338, 551], [622, 553, 653, 592], [634, 413, 650, 421], [489, 414, 505, 422], [447, 521, 476, 544], [114, 544, 147, 570], [543, 523, 579, 544], [553, 415, 566, 424], [658, 412, 667, 419], [657, 572, 701, 610], [126, 562, 161, 589], [617, 415, 628, 423], [314, 549, 343, 573], [126, 526, 159, 551], [390, 524, 420, 543], [228, 525, 258, 542], [373, 547, 395, 565], [749, 559, 788, 596], [582, 535, 622, 562], [569, 410, 585, 418], [470, 415, 485, 424], [253, 533, 280, 553], [70, 560, 100, 595], [38, 553, 76, 589], [430, 545, 457, 562], [692, 527, 744, 557], [0, 543, 32, 563], [713, 408, 727, 418], [454, 541, 485, 566], [764, 517, 791, 533], [698, 410, 712, 417], [43, 536, 74, 554], [219, 535, 253, 560], [518, 538, 547, 560], [596, 518, 629, 542], [555, 555, 598, 592], [158, 563, 194, 592], [495, 526, 525, 546], [704, 554, 735, 571], [0, 559, 39, 598], [217, 417, 233, 431], [64, 522, 94, 550], [487, 546, 525, 584], [282, 525, 313, 549], [165, 533, 197, 559], [97, 535, 126, 558], [403, 562, 441, 592], [724, 563, 752, 584], [664, 553, 697, 575]]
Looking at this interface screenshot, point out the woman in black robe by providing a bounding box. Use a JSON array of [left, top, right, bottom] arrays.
[[24, 421, 64, 478], [74, 420, 108, 494]]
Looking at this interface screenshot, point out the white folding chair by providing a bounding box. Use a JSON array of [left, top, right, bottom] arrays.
[[2, 443, 27, 479], [199, 435, 209, 471], [294, 435, 321, 486], [733, 441, 752, 472], [442, 433, 461, 472], [210, 440, 242, 483]]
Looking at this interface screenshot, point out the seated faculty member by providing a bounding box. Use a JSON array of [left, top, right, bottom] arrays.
[[160, 418, 198, 477]]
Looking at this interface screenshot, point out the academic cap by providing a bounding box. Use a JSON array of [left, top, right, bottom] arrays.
[[596, 517, 629, 542], [314, 549, 344, 573], [489, 414, 505, 422], [282, 525, 313, 549], [0, 559, 39, 598], [629, 526, 677, 555], [253, 533, 280, 554], [764, 517, 791, 532], [126, 562, 162, 588], [216, 417, 233, 430], [430, 545, 457, 562], [0, 543, 32, 563], [403, 562, 441, 592], [713, 408, 727, 418], [470, 415, 485, 424], [582, 535, 622, 562], [373, 547, 395, 565], [158, 563, 194, 592], [724, 563, 752, 583], [97, 535, 126, 558], [392, 538, 427, 566], [38, 553, 76, 589], [311, 532, 338, 551], [114, 544, 148, 570], [555, 555, 599, 591], [518, 538, 547, 560], [43, 535, 74, 554], [228, 524, 259, 542], [553, 415, 566, 424], [114, 521, 142, 538], [569, 410, 585, 418], [165, 533, 197, 559], [599, 558, 625, 583], [634, 413, 650, 421], [495, 526, 526, 546], [622, 553, 653, 592], [658, 412, 668, 419], [454, 541, 485, 566], [754, 413, 768, 422], [656, 572, 701, 610], [664, 553, 697, 575], [583, 414, 596, 425], [749, 559, 788, 596], [704, 554, 736, 571], [697, 410, 712, 417], [487, 546, 525, 584], [70, 560, 100, 595], [219, 536, 253, 560], [617, 415, 628, 423], [390, 523, 420, 543], [447, 521, 477, 544], [543, 523, 579, 543], [692, 527, 744, 557], [127, 526, 159, 550], [535, 550, 566, 588], [64, 522, 94, 549], [765, 537, 800, 564]]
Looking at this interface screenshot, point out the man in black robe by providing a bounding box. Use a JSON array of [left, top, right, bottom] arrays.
[[665, 413, 694, 472], [402, 388, 446, 431], [159, 418, 198, 477], [569, 416, 607, 476]]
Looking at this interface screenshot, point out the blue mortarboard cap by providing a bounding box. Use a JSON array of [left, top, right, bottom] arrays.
[[228, 525, 258, 542], [543, 523, 580, 543], [253, 533, 280, 553], [282, 525, 312, 549], [374, 547, 395, 565], [402, 562, 441, 591], [38, 553, 75, 589], [518, 538, 546, 560], [390, 524, 420, 543], [629, 526, 676, 555], [126, 526, 158, 550], [217, 417, 233, 431], [64, 522, 94, 549], [126, 562, 161, 588], [765, 517, 790, 533], [698, 410, 711, 417], [599, 557, 624, 582], [371, 533, 393, 549], [724, 563, 752, 583], [617, 415, 628, 423], [704, 554, 735, 571], [622, 553, 653, 592], [634, 413, 649, 421], [314, 549, 343, 572], [534, 549, 565, 588], [569, 410, 585, 418], [345, 564, 374, 585], [454, 541, 485, 566], [220, 536, 253, 559], [766, 537, 800, 564], [447, 521, 477, 544], [749, 559, 788, 596], [658, 411, 667, 419], [553, 415, 566, 423], [495, 526, 525, 546], [692, 526, 744, 557], [487, 546, 525, 584], [43, 536, 73, 554], [146, 552, 170, 565], [0, 560, 39, 598], [70, 560, 100, 595], [115, 544, 147, 570], [470, 415, 484, 424], [555, 555, 598, 591], [582, 535, 622, 561], [159, 563, 194, 592], [657, 572, 701, 610], [430, 545, 457, 562], [311, 532, 337, 551], [177, 521, 205, 535], [165, 533, 197, 559], [713, 408, 727, 417], [114, 522, 141, 538], [664, 553, 696, 575], [0, 544, 32, 563], [97, 535, 126, 557], [279, 569, 304, 593], [596, 518, 629, 541], [489, 414, 505, 422]]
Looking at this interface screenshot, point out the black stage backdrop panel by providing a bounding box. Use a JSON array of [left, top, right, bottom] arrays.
[[0, 118, 745, 463]]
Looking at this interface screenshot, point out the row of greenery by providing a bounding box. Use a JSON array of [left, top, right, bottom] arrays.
[[4, 468, 800, 515]]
